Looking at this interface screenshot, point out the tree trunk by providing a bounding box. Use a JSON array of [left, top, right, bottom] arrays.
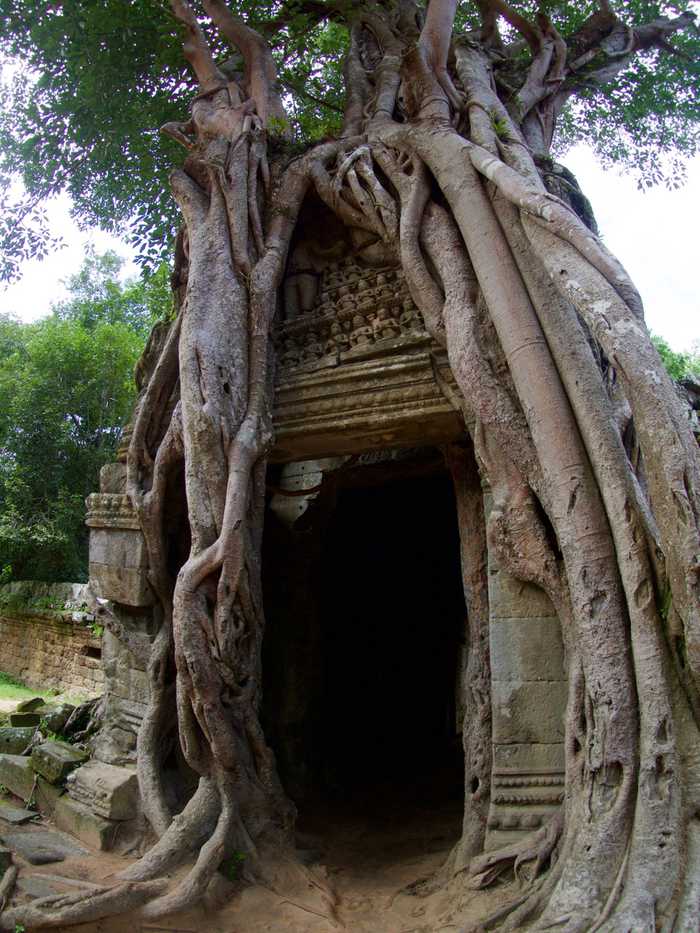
[[6, 1, 699, 930]]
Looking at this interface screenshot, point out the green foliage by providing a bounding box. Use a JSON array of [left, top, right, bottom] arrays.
[[0, 250, 165, 581], [651, 334, 700, 381], [1, 1, 694, 275], [220, 851, 247, 882]]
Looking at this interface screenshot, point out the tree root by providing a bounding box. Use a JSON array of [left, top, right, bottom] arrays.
[[0, 864, 17, 914], [467, 811, 563, 890], [0, 880, 168, 930]]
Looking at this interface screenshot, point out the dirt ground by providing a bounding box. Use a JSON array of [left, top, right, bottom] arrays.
[[2, 780, 514, 933]]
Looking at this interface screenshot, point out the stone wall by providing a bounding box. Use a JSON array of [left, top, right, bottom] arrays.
[[0, 582, 103, 697]]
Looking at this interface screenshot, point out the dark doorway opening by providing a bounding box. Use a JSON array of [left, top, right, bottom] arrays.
[[317, 472, 465, 802], [263, 459, 466, 863]]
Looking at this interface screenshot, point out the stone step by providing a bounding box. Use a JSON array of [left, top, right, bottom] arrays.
[[53, 795, 118, 851], [0, 802, 37, 825], [31, 741, 88, 785]]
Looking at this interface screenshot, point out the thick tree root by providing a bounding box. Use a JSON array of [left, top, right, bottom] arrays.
[[467, 812, 562, 890], [0, 880, 168, 930]]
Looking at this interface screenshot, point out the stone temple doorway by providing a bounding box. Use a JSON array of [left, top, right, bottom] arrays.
[[262, 451, 466, 864]]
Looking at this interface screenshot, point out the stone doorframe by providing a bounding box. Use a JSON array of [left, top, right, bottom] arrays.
[[84, 279, 567, 852]]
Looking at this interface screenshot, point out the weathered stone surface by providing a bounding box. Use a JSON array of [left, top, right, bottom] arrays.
[[86, 496, 152, 607], [1, 829, 88, 864], [0, 753, 34, 799], [488, 567, 556, 619], [490, 617, 565, 682], [9, 712, 40, 727], [35, 703, 75, 734], [17, 875, 63, 898], [0, 846, 11, 875], [66, 761, 138, 820], [15, 697, 45, 713], [0, 803, 37, 824], [0, 726, 35, 755], [31, 741, 87, 785], [493, 742, 566, 772], [54, 795, 117, 851], [0, 583, 104, 697], [0, 754, 64, 813], [492, 681, 567, 744]]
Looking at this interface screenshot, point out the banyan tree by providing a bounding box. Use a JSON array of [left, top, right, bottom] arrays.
[[1, 0, 699, 930]]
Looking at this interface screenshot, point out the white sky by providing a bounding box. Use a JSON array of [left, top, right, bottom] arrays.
[[0, 143, 697, 351]]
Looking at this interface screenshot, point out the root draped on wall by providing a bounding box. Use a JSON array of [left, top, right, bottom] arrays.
[[3, 1, 699, 930]]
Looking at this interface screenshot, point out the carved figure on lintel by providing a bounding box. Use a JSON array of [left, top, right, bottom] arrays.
[[373, 306, 401, 341], [349, 314, 374, 347], [283, 237, 347, 321], [399, 298, 423, 335], [326, 322, 350, 355], [302, 330, 324, 361], [281, 336, 302, 368]]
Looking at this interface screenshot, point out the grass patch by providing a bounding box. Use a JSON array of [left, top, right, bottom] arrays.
[[0, 671, 89, 709]]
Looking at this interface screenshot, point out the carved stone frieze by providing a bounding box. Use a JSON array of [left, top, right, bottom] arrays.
[[275, 256, 428, 375]]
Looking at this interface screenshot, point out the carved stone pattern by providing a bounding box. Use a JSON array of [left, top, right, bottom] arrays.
[[493, 793, 565, 806], [86, 494, 140, 531], [275, 257, 427, 370], [494, 776, 564, 788]]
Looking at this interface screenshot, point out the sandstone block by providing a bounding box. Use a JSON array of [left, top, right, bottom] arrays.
[[0, 803, 37, 825], [15, 697, 45, 713], [490, 617, 565, 682], [493, 742, 565, 772], [1, 829, 88, 864], [53, 796, 117, 851], [31, 741, 87, 785], [492, 681, 567, 744], [35, 703, 75, 734], [488, 568, 555, 619], [9, 712, 40, 727], [66, 761, 138, 820], [0, 727, 35, 755]]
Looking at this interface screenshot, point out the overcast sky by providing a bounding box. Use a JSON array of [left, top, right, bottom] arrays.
[[0, 143, 697, 351]]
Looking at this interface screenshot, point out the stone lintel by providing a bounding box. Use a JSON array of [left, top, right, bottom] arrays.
[[271, 347, 463, 463]]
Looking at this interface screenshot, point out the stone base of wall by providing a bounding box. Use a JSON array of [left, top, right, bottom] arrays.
[[0, 582, 103, 697]]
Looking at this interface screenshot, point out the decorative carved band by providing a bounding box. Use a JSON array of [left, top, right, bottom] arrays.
[[85, 493, 141, 531]]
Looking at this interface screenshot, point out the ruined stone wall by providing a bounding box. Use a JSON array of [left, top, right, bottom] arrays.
[[0, 582, 103, 697]]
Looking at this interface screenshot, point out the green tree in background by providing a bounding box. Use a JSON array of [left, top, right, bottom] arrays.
[[0, 251, 169, 581], [652, 333, 700, 381], [0, 0, 697, 279]]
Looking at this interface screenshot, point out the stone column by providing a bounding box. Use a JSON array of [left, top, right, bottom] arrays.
[[484, 497, 567, 850]]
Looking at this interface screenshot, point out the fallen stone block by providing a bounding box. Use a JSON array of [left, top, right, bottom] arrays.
[[0, 754, 63, 813], [17, 875, 61, 899], [66, 761, 138, 820], [53, 795, 117, 851], [15, 697, 45, 713], [0, 802, 37, 825], [9, 712, 41, 727], [0, 726, 35, 755], [31, 741, 87, 785], [0, 753, 33, 799], [0, 829, 88, 864], [35, 703, 75, 734]]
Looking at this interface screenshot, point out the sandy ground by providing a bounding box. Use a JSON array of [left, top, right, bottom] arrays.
[[2, 694, 512, 931], [1, 781, 515, 933]]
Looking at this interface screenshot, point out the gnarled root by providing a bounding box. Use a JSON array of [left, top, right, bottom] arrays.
[[0, 879, 168, 930], [467, 811, 563, 890]]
